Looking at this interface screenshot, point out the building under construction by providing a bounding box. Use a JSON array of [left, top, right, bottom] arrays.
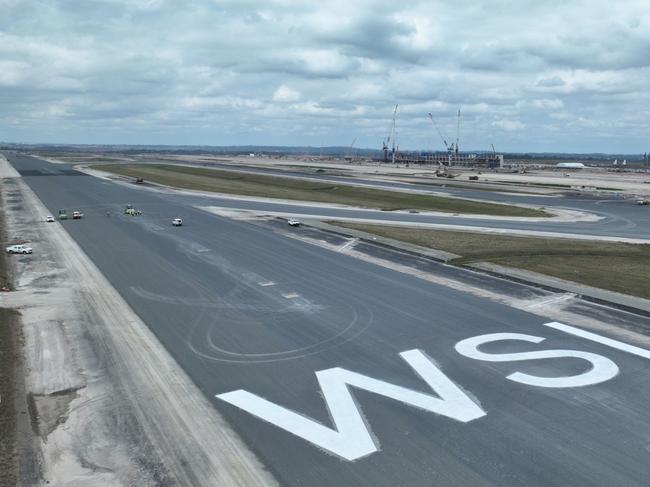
[[379, 104, 504, 168], [388, 150, 504, 168]]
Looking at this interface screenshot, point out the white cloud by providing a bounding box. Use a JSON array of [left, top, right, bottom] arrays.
[[0, 0, 649, 152], [493, 119, 526, 131], [272, 85, 301, 102]]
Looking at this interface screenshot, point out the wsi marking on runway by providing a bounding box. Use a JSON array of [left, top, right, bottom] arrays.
[[216, 321, 649, 461]]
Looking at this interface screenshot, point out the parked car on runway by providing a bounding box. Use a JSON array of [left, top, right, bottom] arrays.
[[6, 244, 32, 254], [172, 218, 183, 226], [287, 219, 301, 227], [45, 215, 55, 222]]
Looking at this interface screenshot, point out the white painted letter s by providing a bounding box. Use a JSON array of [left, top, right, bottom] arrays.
[[455, 333, 618, 388]]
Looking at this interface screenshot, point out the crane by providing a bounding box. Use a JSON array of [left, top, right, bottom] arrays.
[[428, 113, 450, 151], [346, 137, 357, 160], [381, 104, 399, 163], [455, 107, 461, 156], [387, 104, 399, 163]]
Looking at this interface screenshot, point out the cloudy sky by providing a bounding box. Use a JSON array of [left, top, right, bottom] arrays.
[[1, 0, 649, 152]]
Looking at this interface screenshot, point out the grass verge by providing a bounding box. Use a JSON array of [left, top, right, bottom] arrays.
[[97, 163, 551, 218], [330, 222, 650, 300]]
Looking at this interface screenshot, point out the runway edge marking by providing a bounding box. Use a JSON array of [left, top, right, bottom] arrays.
[[545, 321, 650, 360]]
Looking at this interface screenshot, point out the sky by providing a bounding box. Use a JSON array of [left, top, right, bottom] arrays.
[[1, 0, 649, 153]]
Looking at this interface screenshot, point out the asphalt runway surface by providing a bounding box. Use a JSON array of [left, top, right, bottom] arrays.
[[6, 153, 650, 486]]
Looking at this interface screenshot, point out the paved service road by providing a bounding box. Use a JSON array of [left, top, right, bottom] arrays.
[[6, 153, 650, 486]]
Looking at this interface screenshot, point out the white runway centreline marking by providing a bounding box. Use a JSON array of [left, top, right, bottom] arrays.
[[545, 321, 650, 360], [258, 281, 276, 287], [282, 293, 300, 299]]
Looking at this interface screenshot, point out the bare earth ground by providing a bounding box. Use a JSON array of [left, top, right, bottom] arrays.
[[0, 157, 35, 486], [170, 154, 650, 196], [0, 307, 20, 486], [0, 209, 22, 486], [0, 157, 276, 485]]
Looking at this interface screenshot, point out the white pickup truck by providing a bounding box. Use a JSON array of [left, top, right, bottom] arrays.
[[6, 244, 33, 254]]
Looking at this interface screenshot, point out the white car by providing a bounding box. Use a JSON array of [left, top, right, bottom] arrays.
[[6, 244, 32, 254], [287, 219, 301, 227], [172, 218, 183, 226], [72, 211, 83, 219], [45, 215, 55, 222]]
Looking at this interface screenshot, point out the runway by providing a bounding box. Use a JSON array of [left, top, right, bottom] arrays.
[[6, 153, 650, 486]]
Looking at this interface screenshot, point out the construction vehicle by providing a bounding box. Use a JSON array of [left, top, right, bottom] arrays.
[[58, 209, 68, 220], [436, 171, 459, 179], [435, 166, 460, 178], [124, 204, 143, 216]]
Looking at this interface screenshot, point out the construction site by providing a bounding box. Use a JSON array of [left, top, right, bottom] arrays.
[[380, 104, 504, 169]]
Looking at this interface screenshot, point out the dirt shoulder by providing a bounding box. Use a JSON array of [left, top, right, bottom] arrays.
[[0, 308, 19, 487], [0, 178, 38, 486]]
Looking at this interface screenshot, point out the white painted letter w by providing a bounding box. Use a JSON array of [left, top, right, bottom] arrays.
[[216, 350, 485, 460]]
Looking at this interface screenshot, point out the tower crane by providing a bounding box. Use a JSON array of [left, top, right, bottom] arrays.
[[455, 107, 461, 157], [381, 105, 399, 163], [387, 104, 398, 163]]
